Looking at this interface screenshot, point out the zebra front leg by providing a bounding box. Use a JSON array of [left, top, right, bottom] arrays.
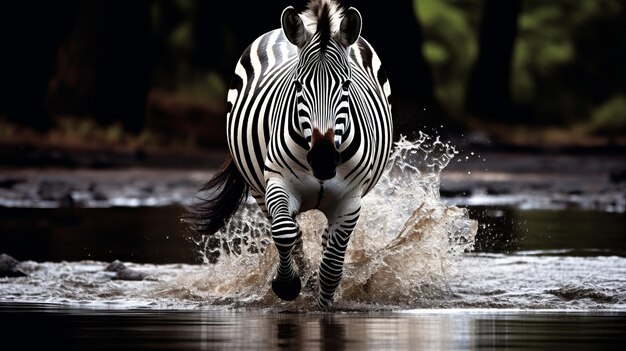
[[265, 181, 302, 301], [318, 203, 361, 308]]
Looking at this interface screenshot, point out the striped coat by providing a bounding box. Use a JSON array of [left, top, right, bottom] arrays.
[[188, 0, 392, 307]]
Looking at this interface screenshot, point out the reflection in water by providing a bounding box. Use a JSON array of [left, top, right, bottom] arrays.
[[2, 304, 624, 350], [193, 311, 626, 350], [198, 311, 626, 350], [321, 317, 346, 351]]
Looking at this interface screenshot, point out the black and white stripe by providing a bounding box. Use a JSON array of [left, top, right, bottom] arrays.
[[204, 0, 392, 307]]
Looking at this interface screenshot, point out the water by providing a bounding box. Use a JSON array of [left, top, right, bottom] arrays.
[[1, 252, 624, 311], [1, 134, 625, 348], [1, 304, 625, 350]]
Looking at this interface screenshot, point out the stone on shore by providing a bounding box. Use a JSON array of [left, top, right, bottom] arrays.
[[0, 253, 28, 277]]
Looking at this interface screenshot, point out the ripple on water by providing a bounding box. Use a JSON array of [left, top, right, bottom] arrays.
[[547, 284, 619, 304], [2, 254, 625, 311]]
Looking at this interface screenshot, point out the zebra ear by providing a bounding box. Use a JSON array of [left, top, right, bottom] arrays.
[[281, 6, 307, 48], [338, 7, 362, 47]]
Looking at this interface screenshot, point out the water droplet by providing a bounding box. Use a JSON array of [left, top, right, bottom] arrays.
[[187, 134, 478, 307]]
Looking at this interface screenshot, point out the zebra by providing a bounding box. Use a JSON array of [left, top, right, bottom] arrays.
[[187, 0, 393, 307]]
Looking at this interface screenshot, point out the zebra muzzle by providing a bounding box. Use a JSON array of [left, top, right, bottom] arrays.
[[307, 129, 341, 180]]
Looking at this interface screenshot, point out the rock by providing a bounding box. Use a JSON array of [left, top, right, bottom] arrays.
[[92, 191, 109, 201], [487, 185, 511, 195], [0, 178, 25, 189], [0, 253, 28, 277], [112, 268, 146, 281], [105, 260, 146, 281], [440, 188, 472, 198], [37, 180, 74, 206], [104, 259, 126, 272], [609, 169, 626, 183], [88, 183, 109, 201]]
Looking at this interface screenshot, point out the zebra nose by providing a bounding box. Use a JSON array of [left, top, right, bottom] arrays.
[[307, 129, 340, 180]]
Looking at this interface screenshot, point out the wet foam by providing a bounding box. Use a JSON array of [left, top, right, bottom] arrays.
[[3, 252, 625, 311], [182, 134, 478, 308]]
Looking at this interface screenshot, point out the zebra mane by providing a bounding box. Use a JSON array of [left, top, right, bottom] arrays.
[[301, 0, 344, 51]]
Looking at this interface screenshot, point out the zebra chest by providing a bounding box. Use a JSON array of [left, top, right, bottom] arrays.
[[289, 171, 353, 213]]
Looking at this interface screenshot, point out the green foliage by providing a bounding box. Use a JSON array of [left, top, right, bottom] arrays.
[[423, 42, 449, 65], [416, 0, 481, 116], [182, 72, 227, 104], [150, 0, 228, 105], [590, 95, 626, 135], [512, 0, 624, 124], [53, 117, 127, 145], [169, 21, 194, 53], [417, 0, 625, 129]]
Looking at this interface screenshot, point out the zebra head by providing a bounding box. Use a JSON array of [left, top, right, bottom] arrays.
[[281, 1, 361, 180]]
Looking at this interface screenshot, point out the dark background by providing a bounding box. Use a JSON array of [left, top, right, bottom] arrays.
[[0, 0, 624, 166]]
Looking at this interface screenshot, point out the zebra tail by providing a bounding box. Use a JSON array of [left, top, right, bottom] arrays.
[[183, 155, 248, 235]]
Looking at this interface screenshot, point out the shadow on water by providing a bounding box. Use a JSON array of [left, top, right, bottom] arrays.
[[0, 206, 197, 264], [1, 303, 625, 350], [467, 206, 626, 256]]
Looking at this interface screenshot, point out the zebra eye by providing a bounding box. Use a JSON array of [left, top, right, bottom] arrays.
[[342, 80, 351, 91], [293, 80, 302, 92]]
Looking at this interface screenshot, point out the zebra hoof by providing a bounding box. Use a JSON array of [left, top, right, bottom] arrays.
[[317, 297, 333, 310], [272, 275, 301, 301]]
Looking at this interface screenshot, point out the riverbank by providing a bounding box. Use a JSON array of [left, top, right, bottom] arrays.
[[1, 135, 624, 212]]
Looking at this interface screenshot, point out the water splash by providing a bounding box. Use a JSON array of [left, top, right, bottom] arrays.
[[177, 134, 478, 308], [3, 135, 626, 311]]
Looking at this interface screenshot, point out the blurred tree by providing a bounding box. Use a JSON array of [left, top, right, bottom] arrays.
[[347, 0, 442, 139], [3, 0, 624, 144], [176, 0, 439, 139], [146, 1, 305, 148], [94, 0, 153, 134], [512, 0, 625, 127], [46, 0, 153, 134], [420, 0, 624, 131], [465, 0, 522, 123], [193, 1, 307, 84], [416, 0, 481, 123], [0, 1, 77, 131]]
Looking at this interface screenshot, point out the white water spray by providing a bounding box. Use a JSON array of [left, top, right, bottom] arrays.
[[182, 133, 478, 308]]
